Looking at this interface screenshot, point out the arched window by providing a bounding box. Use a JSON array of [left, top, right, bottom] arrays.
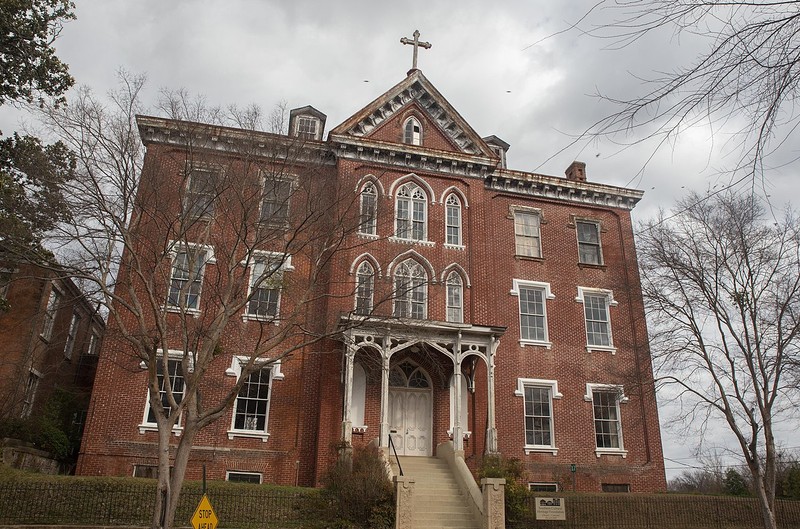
[[355, 261, 375, 315], [403, 117, 422, 145], [445, 194, 462, 246], [446, 272, 463, 323], [359, 183, 377, 235], [390, 360, 431, 388], [396, 182, 427, 241], [393, 259, 427, 319]]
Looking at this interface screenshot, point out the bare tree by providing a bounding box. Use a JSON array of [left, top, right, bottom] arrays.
[[584, 0, 800, 180], [638, 191, 800, 529], [31, 73, 380, 529]]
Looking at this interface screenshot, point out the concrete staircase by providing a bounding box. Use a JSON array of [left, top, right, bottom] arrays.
[[397, 456, 480, 529]]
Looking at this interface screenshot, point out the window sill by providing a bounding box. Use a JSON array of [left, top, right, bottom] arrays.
[[163, 306, 201, 318], [578, 262, 606, 270], [39, 334, 52, 343], [241, 314, 280, 324], [515, 254, 544, 262], [388, 236, 435, 247], [524, 446, 558, 455], [357, 232, 380, 240], [595, 448, 627, 458], [227, 430, 270, 442], [586, 345, 617, 354], [520, 340, 552, 349], [444, 243, 465, 250], [138, 424, 182, 436]]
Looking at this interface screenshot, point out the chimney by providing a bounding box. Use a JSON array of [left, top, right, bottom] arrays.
[[565, 161, 587, 182]]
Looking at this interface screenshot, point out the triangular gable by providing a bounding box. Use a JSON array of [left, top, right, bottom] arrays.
[[330, 70, 496, 158]]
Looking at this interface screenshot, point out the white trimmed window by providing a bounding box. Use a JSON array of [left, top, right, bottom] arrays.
[[64, 312, 81, 359], [260, 177, 292, 225], [403, 117, 422, 145], [167, 246, 212, 312], [511, 280, 554, 347], [87, 331, 100, 356], [395, 182, 427, 241], [515, 378, 561, 454], [141, 356, 185, 431], [225, 357, 284, 441], [296, 116, 319, 140], [393, 259, 427, 319], [576, 287, 616, 352], [246, 253, 292, 321], [446, 272, 463, 323], [355, 261, 375, 315], [445, 194, 462, 246], [585, 383, 628, 457], [21, 369, 41, 417], [514, 209, 542, 258], [576, 220, 603, 265], [40, 287, 61, 340], [359, 183, 378, 235], [184, 167, 217, 218]]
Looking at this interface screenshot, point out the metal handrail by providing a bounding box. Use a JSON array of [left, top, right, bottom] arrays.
[[388, 433, 403, 476]]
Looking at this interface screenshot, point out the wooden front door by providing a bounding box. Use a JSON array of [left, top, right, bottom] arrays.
[[388, 360, 432, 456]]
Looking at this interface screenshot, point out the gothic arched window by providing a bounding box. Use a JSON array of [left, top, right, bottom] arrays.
[[446, 272, 463, 323], [355, 261, 375, 315], [403, 117, 422, 145], [359, 183, 377, 235], [445, 194, 462, 246], [396, 182, 427, 241], [393, 259, 427, 319]]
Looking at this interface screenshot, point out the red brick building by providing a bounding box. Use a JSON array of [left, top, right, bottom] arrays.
[[0, 261, 104, 440], [77, 68, 666, 492]]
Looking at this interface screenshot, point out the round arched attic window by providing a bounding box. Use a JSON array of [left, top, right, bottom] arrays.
[[403, 117, 422, 146]]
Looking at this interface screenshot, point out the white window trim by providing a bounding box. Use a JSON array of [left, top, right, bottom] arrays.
[[225, 355, 284, 441], [575, 287, 617, 353], [259, 173, 296, 226], [515, 378, 561, 455], [403, 116, 423, 145], [138, 350, 191, 435], [295, 116, 320, 140], [510, 279, 554, 348], [444, 194, 463, 247], [64, 312, 80, 360], [394, 181, 429, 243], [584, 383, 628, 458], [241, 251, 294, 323], [575, 218, 604, 265], [358, 182, 378, 236], [510, 205, 543, 259], [353, 261, 376, 315], [226, 470, 263, 484], [164, 241, 216, 316], [40, 285, 62, 341]]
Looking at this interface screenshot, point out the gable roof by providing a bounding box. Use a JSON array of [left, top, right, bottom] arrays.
[[329, 70, 496, 159]]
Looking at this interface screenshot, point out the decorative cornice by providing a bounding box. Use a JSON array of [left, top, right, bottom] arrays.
[[136, 115, 335, 166], [486, 169, 643, 211]]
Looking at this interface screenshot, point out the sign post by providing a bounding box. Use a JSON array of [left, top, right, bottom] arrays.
[[191, 494, 218, 529]]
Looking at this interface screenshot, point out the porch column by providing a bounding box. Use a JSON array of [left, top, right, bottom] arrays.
[[452, 333, 463, 451], [486, 335, 499, 454], [341, 341, 356, 443], [379, 339, 391, 448]]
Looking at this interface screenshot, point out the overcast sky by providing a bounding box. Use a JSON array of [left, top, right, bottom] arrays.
[[3, 0, 797, 480]]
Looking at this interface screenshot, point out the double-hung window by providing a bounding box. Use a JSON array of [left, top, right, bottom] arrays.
[[446, 272, 463, 323], [395, 182, 427, 241], [260, 177, 292, 226], [576, 220, 603, 265], [513, 209, 542, 258], [141, 357, 185, 431], [359, 183, 377, 235], [226, 357, 284, 441], [40, 287, 61, 340], [296, 116, 319, 140], [586, 384, 627, 457], [245, 253, 292, 320], [393, 259, 427, 319], [511, 280, 554, 347], [576, 287, 616, 352], [167, 246, 211, 312], [21, 369, 41, 417], [445, 194, 462, 246], [184, 167, 217, 218], [355, 261, 375, 315], [64, 313, 81, 359], [515, 378, 560, 454]]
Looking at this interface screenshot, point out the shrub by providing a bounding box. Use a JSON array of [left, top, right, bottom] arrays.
[[306, 444, 394, 529], [478, 454, 528, 524]]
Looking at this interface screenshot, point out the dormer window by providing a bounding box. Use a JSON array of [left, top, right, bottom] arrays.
[[296, 116, 319, 140], [403, 117, 422, 145]]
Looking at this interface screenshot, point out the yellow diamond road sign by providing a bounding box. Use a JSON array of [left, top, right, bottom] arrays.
[[191, 495, 218, 529]]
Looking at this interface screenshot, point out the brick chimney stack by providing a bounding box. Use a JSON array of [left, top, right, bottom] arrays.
[[565, 161, 587, 182]]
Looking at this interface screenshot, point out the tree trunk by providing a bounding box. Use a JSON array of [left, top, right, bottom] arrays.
[[163, 424, 199, 529], [151, 424, 174, 529]]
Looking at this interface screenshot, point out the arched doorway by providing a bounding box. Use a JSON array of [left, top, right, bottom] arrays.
[[388, 360, 432, 456]]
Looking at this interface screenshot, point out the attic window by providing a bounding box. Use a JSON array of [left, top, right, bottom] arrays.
[[491, 145, 507, 168], [296, 116, 319, 140], [403, 117, 422, 146]]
